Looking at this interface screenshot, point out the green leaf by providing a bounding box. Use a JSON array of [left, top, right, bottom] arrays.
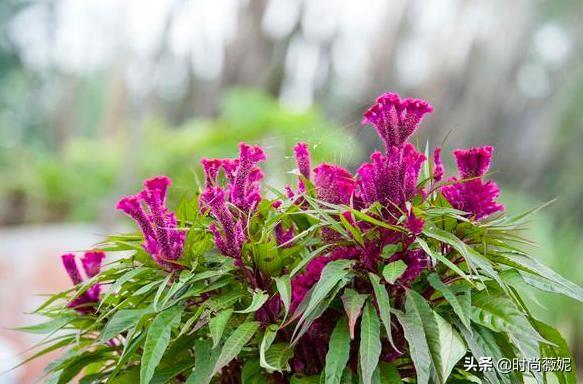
[[359, 302, 381, 384], [293, 259, 355, 342], [382, 260, 407, 284], [415, 237, 473, 286], [236, 289, 269, 313], [293, 279, 348, 344], [253, 242, 282, 275], [140, 306, 183, 384], [274, 275, 292, 321], [534, 320, 577, 384], [263, 343, 294, 373], [209, 309, 233, 348], [397, 294, 431, 384], [400, 290, 466, 384], [427, 273, 471, 330], [433, 312, 467, 383], [377, 362, 402, 384], [260, 325, 279, 371], [100, 308, 152, 342], [213, 321, 261, 375], [340, 288, 368, 339], [368, 274, 398, 352], [380, 244, 400, 259], [498, 253, 583, 303], [324, 317, 351, 384], [15, 315, 75, 334], [241, 360, 267, 384], [186, 339, 219, 384]]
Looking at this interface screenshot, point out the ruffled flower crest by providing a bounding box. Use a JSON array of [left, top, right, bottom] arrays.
[[116, 176, 185, 270], [441, 145, 504, 220], [362, 92, 433, 150], [313, 164, 356, 205]]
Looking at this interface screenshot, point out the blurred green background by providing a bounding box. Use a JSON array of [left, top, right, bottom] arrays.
[[0, 0, 582, 382]]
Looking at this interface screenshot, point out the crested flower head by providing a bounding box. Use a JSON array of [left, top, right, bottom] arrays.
[[231, 143, 266, 210], [199, 143, 266, 261], [356, 143, 426, 210], [313, 163, 356, 205], [441, 146, 504, 220], [201, 143, 266, 212], [81, 251, 106, 278], [117, 176, 185, 270], [453, 145, 494, 179], [61, 251, 105, 312], [362, 92, 432, 150]]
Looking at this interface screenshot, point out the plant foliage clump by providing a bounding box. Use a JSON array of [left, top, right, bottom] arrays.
[[22, 92, 583, 384]]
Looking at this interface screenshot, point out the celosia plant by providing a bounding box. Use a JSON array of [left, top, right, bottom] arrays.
[[20, 92, 583, 384]]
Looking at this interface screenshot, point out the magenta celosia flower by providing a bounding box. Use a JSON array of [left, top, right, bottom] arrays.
[[405, 210, 424, 235], [294, 142, 312, 192], [313, 164, 356, 205], [116, 176, 185, 270], [231, 143, 266, 210], [201, 143, 266, 212], [199, 143, 267, 261], [362, 92, 433, 150], [201, 158, 223, 187], [453, 146, 493, 178], [356, 143, 426, 211], [441, 146, 505, 220], [200, 187, 246, 262], [61, 251, 105, 313], [433, 147, 444, 182]]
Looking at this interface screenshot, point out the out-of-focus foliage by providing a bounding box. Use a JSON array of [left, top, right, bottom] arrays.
[[501, 191, 583, 360], [0, 88, 360, 225]]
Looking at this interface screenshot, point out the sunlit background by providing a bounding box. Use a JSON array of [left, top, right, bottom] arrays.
[[1, 0, 582, 382]]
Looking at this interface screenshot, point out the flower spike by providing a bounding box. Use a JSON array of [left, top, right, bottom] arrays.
[[362, 92, 432, 150], [117, 175, 185, 270]]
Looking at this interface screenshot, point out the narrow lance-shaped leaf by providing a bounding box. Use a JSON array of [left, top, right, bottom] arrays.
[[140, 306, 183, 384], [186, 339, 219, 384], [293, 259, 355, 341], [403, 290, 466, 384], [341, 288, 368, 339], [397, 295, 431, 384], [273, 275, 291, 321], [325, 317, 351, 384], [100, 308, 152, 342], [368, 274, 399, 353], [359, 301, 382, 384], [427, 273, 471, 330], [209, 309, 233, 348], [259, 325, 278, 371], [213, 321, 261, 376]]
